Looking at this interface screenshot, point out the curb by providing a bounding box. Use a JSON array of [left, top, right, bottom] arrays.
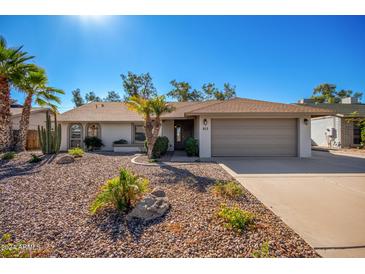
[[130, 154, 204, 167]]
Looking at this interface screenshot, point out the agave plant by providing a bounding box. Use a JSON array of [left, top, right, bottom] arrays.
[[90, 168, 149, 214]]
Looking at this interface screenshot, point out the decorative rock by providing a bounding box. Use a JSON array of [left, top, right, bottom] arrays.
[[56, 155, 75, 164], [127, 188, 170, 222], [150, 187, 166, 198]]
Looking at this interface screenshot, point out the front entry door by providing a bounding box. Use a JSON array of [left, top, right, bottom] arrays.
[[174, 120, 194, 150]]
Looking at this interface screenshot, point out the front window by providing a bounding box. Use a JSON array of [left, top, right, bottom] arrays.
[[87, 123, 100, 137], [69, 124, 83, 148], [134, 125, 146, 143]]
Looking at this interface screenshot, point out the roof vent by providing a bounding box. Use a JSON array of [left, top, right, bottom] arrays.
[[298, 98, 315, 104], [341, 97, 358, 104]]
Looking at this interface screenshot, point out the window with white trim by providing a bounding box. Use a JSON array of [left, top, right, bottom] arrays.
[[134, 125, 146, 143]]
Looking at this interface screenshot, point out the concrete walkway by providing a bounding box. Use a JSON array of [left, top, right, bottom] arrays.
[[217, 151, 365, 258]]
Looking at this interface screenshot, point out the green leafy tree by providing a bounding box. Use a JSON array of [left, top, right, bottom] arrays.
[[167, 80, 203, 102], [71, 88, 84, 107], [311, 83, 363, 103], [337, 89, 362, 102], [127, 95, 174, 159], [0, 36, 34, 152], [202, 82, 236, 100], [15, 65, 64, 151], [85, 91, 102, 103], [121, 71, 157, 99], [312, 83, 337, 103], [103, 90, 121, 102], [346, 111, 365, 146]]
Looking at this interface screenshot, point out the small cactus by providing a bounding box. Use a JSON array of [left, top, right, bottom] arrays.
[[38, 111, 61, 154]]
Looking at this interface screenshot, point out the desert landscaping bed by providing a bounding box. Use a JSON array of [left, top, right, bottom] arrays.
[[0, 152, 318, 257]]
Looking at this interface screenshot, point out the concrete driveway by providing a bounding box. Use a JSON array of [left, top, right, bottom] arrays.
[[216, 151, 365, 257]]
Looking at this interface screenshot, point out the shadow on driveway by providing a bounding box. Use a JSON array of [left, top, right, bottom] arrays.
[[215, 151, 365, 174]]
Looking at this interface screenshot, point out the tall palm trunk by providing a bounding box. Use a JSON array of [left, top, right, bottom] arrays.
[[16, 92, 33, 151], [144, 114, 156, 159], [145, 116, 162, 159], [0, 75, 12, 152]]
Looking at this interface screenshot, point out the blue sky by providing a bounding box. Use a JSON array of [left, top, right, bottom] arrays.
[[1, 16, 365, 111]]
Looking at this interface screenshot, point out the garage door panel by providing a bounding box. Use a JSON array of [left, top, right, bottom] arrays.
[[211, 119, 297, 157]]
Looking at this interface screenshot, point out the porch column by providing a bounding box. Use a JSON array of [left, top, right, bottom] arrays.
[[198, 116, 211, 158], [298, 117, 311, 158]]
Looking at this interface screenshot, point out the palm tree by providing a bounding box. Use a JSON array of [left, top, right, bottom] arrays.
[[127, 95, 174, 159], [0, 36, 34, 152], [15, 65, 64, 151]]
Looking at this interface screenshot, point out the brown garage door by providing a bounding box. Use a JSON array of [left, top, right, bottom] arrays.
[[211, 118, 298, 157]]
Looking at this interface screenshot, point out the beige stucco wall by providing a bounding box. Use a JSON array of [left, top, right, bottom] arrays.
[[60, 123, 68, 151], [100, 123, 132, 151], [60, 122, 132, 151], [161, 120, 174, 151], [298, 117, 311, 158], [11, 111, 47, 130], [198, 116, 212, 158]]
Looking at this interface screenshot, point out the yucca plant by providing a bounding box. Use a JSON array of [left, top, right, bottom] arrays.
[[90, 168, 149, 214]]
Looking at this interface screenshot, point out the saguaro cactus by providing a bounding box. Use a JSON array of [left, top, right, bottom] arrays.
[[37, 111, 61, 154]]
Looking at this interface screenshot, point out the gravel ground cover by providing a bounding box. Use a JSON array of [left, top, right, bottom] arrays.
[[0, 152, 319, 257]]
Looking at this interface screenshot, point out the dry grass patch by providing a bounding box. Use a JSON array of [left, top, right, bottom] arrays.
[[212, 180, 244, 199]]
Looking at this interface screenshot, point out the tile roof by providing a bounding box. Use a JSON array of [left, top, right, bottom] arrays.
[[185, 98, 334, 115], [59, 102, 144, 122], [59, 98, 333, 122]]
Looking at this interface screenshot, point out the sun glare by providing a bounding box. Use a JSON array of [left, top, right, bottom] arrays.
[[78, 15, 109, 25]]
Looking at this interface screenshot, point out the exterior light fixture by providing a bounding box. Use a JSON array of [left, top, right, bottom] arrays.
[[203, 119, 208, 126], [304, 118, 309, 125]]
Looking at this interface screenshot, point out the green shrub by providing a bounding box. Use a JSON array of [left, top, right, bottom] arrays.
[[212, 180, 244, 198], [361, 127, 365, 146], [185, 137, 199, 156], [144, 136, 169, 158], [29, 154, 42, 163], [84, 136, 104, 151], [113, 139, 128, 145], [218, 204, 255, 232], [68, 147, 84, 157], [252, 241, 271, 258], [1, 151, 15, 160], [90, 167, 149, 214]]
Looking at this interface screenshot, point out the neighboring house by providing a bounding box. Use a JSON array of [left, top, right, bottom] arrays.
[[298, 97, 365, 148], [58, 98, 332, 158], [11, 106, 50, 150]]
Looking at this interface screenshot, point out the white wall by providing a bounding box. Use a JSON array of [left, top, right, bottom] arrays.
[[311, 116, 341, 147], [198, 116, 211, 158], [101, 123, 132, 151], [161, 120, 174, 151], [193, 116, 199, 139], [298, 117, 311, 158], [60, 123, 68, 151], [60, 122, 133, 151]]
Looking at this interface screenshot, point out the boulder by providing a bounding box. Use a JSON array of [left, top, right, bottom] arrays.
[[127, 188, 170, 222], [56, 155, 75, 164]]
